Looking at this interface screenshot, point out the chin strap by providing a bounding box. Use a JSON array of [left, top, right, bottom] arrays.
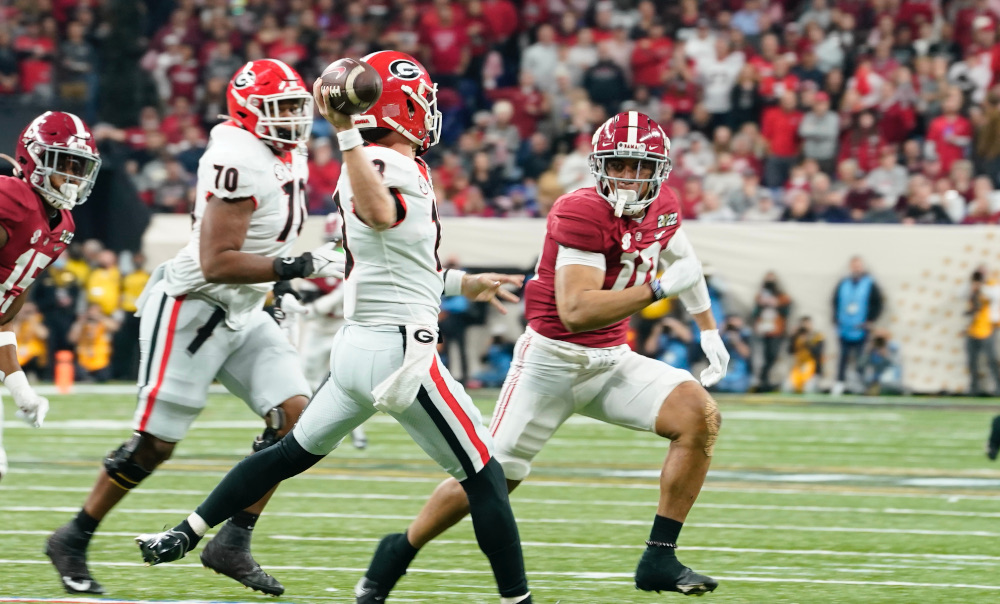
[[0, 153, 21, 177]]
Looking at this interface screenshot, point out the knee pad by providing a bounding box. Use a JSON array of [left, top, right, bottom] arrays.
[[252, 406, 287, 453], [104, 432, 153, 490], [703, 397, 721, 457]]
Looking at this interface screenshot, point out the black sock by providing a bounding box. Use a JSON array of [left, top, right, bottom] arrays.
[[173, 519, 202, 550], [73, 509, 100, 537], [649, 514, 683, 547], [366, 533, 419, 588], [194, 434, 323, 527], [229, 510, 259, 531], [462, 458, 529, 599]]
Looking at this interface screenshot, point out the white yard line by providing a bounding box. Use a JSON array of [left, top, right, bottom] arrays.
[[5, 485, 999, 518], [2, 506, 997, 537]]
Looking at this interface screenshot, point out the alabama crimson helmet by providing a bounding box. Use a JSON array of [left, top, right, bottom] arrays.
[[353, 50, 441, 154], [323, 211, 344, 243], [16, 111, 101, 210], [589, 111, 672, 217], [227, 59, 313, 151]]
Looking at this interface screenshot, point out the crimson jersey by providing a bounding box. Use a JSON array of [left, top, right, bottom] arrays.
[[0, 176, 74, 318], [525, 186, 681, 348]]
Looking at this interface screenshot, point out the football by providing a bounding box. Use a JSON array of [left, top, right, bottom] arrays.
[[318, 58, 383, 115]]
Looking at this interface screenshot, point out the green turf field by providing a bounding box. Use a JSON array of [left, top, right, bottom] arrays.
[[2, 389, 1000, 603]]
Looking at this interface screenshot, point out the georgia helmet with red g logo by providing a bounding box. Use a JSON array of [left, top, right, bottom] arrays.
[[589, 111, 673, 217], [323, 211, 344, 243], [227, 59, 313, 152], [15, 111, 102, 210], [352, 51, 442, 155]]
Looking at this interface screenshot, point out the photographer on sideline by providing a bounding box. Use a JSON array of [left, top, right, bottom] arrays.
[[784, 317, 825, 394], [858, 328, 903, 395], [714, 315, 752, 393]]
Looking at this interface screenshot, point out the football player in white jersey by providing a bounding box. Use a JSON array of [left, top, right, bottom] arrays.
[[289, 211, 366, 448], [136, 51, 535, 604], [47, 59, 344, 597]]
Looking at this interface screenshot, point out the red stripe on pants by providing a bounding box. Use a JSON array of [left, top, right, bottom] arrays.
[[139, 295, 185, 432], [429, 356, 490, 467]]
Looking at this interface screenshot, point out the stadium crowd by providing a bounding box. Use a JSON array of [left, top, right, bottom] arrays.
[[4, 0, 1000, 223]]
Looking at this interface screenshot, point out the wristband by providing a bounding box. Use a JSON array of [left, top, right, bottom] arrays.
[[337, 128, 364, 152], [649, 278, 667, 301], [0, 331, 16, 348], [443, 269, 466, 297], [4, 369, 28, 391], [273, 254, 313, 281]]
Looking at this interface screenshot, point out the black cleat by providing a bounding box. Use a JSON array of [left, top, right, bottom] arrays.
[[635, 548, 718, 596], [355, 577, 390, 603], [136, 529, 192, 565], [988, 441, 998, 461], [200, 521, 284, 596], [46, 523, 105, 595]]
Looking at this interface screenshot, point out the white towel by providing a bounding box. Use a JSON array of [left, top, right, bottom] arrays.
[[371, 325, 438, 413]]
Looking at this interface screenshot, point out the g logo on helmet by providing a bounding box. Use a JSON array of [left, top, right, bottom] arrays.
[[388, 60, 421, 81], [413, 328, 435, 344], [233, 67, 256, 89]]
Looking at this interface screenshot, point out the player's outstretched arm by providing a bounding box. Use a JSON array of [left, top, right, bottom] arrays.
[[459, 272, 524, 314], [313, 78, 396, 230]]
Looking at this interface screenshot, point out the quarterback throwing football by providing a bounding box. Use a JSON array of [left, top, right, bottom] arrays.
[[135, 51, 535, 604]]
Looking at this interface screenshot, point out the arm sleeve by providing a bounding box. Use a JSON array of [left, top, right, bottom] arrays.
[[555, 245, 606, 271], [660, 227, 712, 314]]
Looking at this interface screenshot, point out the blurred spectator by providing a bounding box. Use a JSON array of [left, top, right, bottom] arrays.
[[644, 315, 694, 371], [12, 302, 48, 380], [866, 146, 909, 202], [832, 256, 884, 396], [521, 23, 559, 94], [703, 152, 742, 200], [753, 272, 792, 392], [630, 23, 672, 92], [697, 191, 737, 222], [582, 42, 630, 117], [781, 189, 818, 222], [57, 20, 97, 109], [859, 328, 903, 395], [470, 328, 515, 389], [14, 18, 55, 103], [901, 175, 953, 224], [761, 90, 803, 188], [68, 304, 120, 383], [837, 110, 884, 174], [799, 91, 839, 174], [152, 159, 193, 214], [0, 27, 19, 95], [306, 137, 341, 214], [697, 37, 744, 129], [784, 316, 825, 394], [926, 88, 973, 175], [556, 134, 596, 194], [714, 315, 752, 393], [729, 65, 765, 130], [963, 177, 1000, 223], [113, 252, 150, 380], [742, 189, 783, 221], [86, 250, 121, 318], [965, 267, 1000, 396]]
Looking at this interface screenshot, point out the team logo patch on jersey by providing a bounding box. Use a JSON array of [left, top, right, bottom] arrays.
[[274, 163, 291, 181], [30, 230, 41, 244], [414, 328, 435, 344], [657, 213, 678, 228], [388, 59, 421, 80], [622, 233, 632, 250], [418, 176, 429, 195], [59, 230, 74, 244]]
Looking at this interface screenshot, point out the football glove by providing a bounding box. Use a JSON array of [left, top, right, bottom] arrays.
[[273, 243, 346, 280], [699, 329, 730, 388], [651, 257, 703, 300]]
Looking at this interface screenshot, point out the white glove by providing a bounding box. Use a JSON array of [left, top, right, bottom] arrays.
[[307, 242, 346, 279], [652, 257, 703, 299], [699, 329, 730, 388], [7, 371, 49, 428], [278, 293, 310, 317]]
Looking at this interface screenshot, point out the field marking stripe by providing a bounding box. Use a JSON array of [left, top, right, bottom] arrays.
[[2, 507, 997, 536], [4, 485, 999, 517], [1, 530, 996, 562], [0, 560, 997, 590]]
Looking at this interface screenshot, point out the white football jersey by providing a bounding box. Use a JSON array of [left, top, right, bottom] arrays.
[[161, 124, 308, 329], [338, 146, 443, 326]]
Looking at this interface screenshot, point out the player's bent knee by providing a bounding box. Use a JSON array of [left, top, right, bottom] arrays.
[[655, 382, 722, 456], [104, 432, 168, 490], [495, 455, 530, 482], [277, 395, 308, 431]]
